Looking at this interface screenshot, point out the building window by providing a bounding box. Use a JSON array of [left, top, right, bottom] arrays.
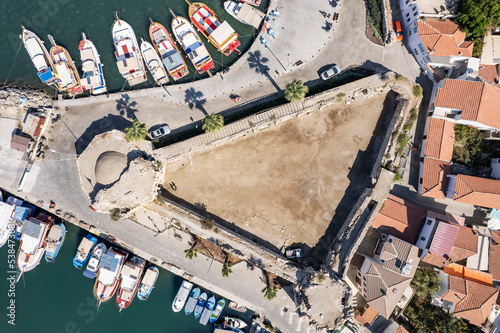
[[407, 17, 411, 23], [418, 43, 426, 54], [419, 178, 423, 184], [409, 29, 412, 36], [414, 48, 419, 55], [406, 12, 410, 17], [420, 237, 426, 241]]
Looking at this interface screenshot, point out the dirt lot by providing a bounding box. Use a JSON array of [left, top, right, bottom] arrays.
[[164, 92, 390, 252]]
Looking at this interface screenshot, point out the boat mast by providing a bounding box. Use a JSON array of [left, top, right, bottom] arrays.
[[115, 12, 121, 25], [149, 17, 154, 25], [168, 8, 178, 20], [184, 0, 194, 6]]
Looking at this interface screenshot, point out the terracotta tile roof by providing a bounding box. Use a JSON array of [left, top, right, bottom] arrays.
[[490, 245, 500, 281], [435, 79, 500, 130], [382, 237, 420, 274], [453, 174, 500, 209], [479, 64, 500, 87], [444, 263, 493, 286], [443, 276, 499, 327], [450, 224, 478, 261], [355, 305, 379, 326], [424, 118, 455, 161], [491, 230, 500, 245], [394, 326, 409, 333], [418, 19, 473, 57], [371, 194, 426, 244], [421, 157, 452, 199]]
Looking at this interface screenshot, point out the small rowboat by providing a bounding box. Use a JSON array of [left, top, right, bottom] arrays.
[[210, 298, 225, 323]]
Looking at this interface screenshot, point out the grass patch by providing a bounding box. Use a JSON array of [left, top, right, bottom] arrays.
[[403, 108, 418, 132], [393, 171, 402, 182], [413, 85, 423, 97], [336, 92, 346, 102], [202, 219, 215, 230], [396, 74, 405, 81], [396, 133, 408, 156]]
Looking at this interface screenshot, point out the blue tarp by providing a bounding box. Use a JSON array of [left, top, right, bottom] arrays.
[[489, 209, 500, 219], [38, 69, 54, 83], [12, 206, 28, 222]]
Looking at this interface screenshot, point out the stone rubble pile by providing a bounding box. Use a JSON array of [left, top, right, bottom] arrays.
[[0, 87, 53, 109]]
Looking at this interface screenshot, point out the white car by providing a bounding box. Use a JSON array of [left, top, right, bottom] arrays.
[[148, 125, 171, 139], [320, 65, 341, 80]]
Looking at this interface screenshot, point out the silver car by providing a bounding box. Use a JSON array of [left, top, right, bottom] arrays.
[[320, 65, 341, 80], [148, 125, 171, 139]]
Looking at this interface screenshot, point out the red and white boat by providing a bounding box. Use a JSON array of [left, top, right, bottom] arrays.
[[116, 256, 146, 311], [241, 0, 261, 6], [186, 0, 241, 56], [16, 216, 50, 273], [149, 18, 189, 81], [93, 247, 128, 305], [48, 35, 83, 96]]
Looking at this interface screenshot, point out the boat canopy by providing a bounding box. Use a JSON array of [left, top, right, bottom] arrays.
[[209, 21, 238, 50], [20, 219, 42, 238], [12, 206, 28, 222], [26, 37, 47, 70], [99, 251, 123, 285], [161, 49, 184, 71], [142, 269, 157, 286], [120, 262, 141, 290], [55, 63, 73, 87], [0, 203, 15, 233], [38, 70, 54, 82], [236, 3, 265, 29]]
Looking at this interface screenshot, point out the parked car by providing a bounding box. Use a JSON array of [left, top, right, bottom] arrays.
[[394, 20, 403, 42], [320, 65, 341, 80], [148, 125, 171, 140]]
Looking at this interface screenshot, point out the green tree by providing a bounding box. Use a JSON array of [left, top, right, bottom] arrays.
[[184, 247, 198, 260], [109, 208, 122, 221], [222, 262, 233, 277], [455, 0, 500, 56], [284, 79, 309, 102], [202, 113, 224, 133], [124, 119, 147, 142], [411, 268, 440, 298], [262, 285, 280, 300], [453, 124, 485, 164]]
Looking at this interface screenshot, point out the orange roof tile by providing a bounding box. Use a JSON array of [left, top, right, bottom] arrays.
[[394, 326, 410, 333], [421, 157, 452, 199], [418, 19, 473, 57], [490, 245, 500, 281], [449, 224, 478, 262], [435, 79, 500, 130], [479, 64, 500, 86], [453, 174, 500, 209], [371, 194, 426, 244], [355, 305, 379, 326], [424, 118, 455, 161], [444, 276, 499, 327]]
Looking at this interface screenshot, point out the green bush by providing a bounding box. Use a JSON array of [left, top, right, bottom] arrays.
[[403, 108, 418, 132], [365, 0, 383, 40], [453, 124, 485, 164], [110, 208, 122, 221], [413, 85, 423, 97], [336, 92, 345, 102], [396, 133, 408, 156], [396, 74, 405, 81], [393, 171, 402, 182]]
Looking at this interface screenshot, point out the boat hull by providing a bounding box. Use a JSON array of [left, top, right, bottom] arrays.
[[188, 2, 241, 56], [140, 39, 169, 86], [171, 14, 214, 74], [172, 280, 193, 312], [194, 292, 207, 318], [21, 27, 55, 85], [149, 21, 189, 81], [185, 287, 201, 315], [112, 17, 147, 86], [137, 266, 159, 300], [79, 35, 107, 95], [49, 39, 83, 96], [73, 234, 98, 269], [210, 299, 225, 323], [16, 220, 49, 273], [200, 296, 216, 325], [83, 243, 106, 279], [44, 223, 66, 263], [116, 256, 146, 310], [94, 276, 121, 303]]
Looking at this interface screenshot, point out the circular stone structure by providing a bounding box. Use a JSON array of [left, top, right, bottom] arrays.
[[95, 151, 127, 185]]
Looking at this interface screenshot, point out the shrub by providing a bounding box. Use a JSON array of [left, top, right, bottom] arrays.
[[317, 273, 326, 283], [453, 124, 485, 164], [413, 85, 423, 97], [396, 74, 405, 81], [403, 108, 418, 132], [396, 133, 408, 156], [269, 114, 276, 121], [394, 171, 402, 182], [202, 113, 224, 133], [202, 219, 215, 230], [336, 92, 345, 102], [110, 208, 122, 221]]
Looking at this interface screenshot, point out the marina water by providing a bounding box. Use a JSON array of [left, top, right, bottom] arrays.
[[0, 222, 252, 332], [0, 0, 268, 93]]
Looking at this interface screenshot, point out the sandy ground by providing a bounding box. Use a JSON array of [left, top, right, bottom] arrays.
[[164, 92, 388, 251]]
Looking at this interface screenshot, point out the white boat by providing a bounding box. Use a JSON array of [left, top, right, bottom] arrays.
[[16, 217, 50, 273], [83, 243, 106, 279], [79, 33, 107, 95], [116, 256, 146, 311], [21, 26, 55, 85], [0, 202, 15, 248], [170, 9, 214, 74], [224, 1, 265, 29], [137, 266, 159, 300], [112, 13, 147, 86], [93, 247, 128, 304], [172, 280, 193, 312], [224, 316, 248, 329], [140, 38, 169, 86]]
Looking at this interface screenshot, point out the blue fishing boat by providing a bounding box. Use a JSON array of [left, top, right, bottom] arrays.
[[213, 324, 244, 333], [44, 223, 66, 263], [83, 243, 106, 279], [73, 234, 98, 269], [137, 266, 159, 300], [185, 287, 201, 315], [200, 295, 216, 325], [210, 298, 225, 323], [194, 292, 207, 318]]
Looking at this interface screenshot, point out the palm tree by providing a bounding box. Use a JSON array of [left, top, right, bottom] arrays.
[[202, 113, 224, 133], [284, 79, 309, 102], [184, 247, 198, 260], [124, 119, 147, 142], [261, 285, 280, 300], [222, 262, 233, 277]]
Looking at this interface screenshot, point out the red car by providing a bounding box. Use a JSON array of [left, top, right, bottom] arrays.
[[394, 21, 403, 42]]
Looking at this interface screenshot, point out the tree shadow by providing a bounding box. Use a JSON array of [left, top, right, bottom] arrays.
[[247, 50, 281, 93], [184, 88, 207, 116], [116, 94, 138, 119]]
